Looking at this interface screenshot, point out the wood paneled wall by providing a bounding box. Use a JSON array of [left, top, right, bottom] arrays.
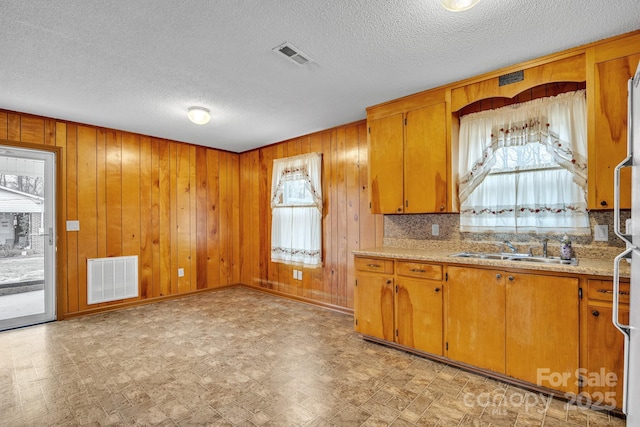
[[238, 121, 383, 311], [0, 111, 240, 318], [0, 110, 380, 316]]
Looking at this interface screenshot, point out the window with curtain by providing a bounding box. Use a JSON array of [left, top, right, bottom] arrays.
[[271, 153, 322, 266], [458, 90, 589, 234]]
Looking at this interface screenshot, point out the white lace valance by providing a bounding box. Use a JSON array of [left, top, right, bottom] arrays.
[[271, 153, 322, 211], [458, 90, 589, 234], [459, 90, 587, 206]]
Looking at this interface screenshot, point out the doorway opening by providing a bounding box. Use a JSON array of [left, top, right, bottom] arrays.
[[0, 145, 56, 330]]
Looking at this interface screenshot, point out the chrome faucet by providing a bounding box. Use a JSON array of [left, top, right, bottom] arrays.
[[541, 237, 549, 258], [504, 240, 517, 253]]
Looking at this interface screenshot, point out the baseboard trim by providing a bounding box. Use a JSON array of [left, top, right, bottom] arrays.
[[240, 283, 354, 316], [60, 283, 354, 320], [61, 285, 238, 319]]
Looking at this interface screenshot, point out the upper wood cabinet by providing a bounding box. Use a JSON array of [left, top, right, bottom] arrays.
[[588, 33, 640, 210], [404, 104, 448, 214], [368, 113, 404, 213], [368, 97, 448, 214], [366, 30, 640, 213]]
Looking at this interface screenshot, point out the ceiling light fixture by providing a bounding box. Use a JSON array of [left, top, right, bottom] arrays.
[[187, 107, 211, 125], [440, 0, 480, 12]]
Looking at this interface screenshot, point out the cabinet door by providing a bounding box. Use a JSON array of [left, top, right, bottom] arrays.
[[354, 273, 394, 341], [447, 266, 505, 373], [586, 305, 628, 409], [404, 103, 448, 213], [505, 274, 579, 394], [368, 113, 404, 214], [396, 278, 443, 355], [591, 52, 640, 209]]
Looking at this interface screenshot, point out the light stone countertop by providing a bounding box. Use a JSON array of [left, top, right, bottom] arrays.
[[354, 247, 630, 279]]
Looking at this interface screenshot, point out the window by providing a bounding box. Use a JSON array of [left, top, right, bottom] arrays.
[[458, 90, 589, 234], [271, 153, 322, 266]]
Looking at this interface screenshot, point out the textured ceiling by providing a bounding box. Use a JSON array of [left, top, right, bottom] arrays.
[[1, 1, 640, 153]]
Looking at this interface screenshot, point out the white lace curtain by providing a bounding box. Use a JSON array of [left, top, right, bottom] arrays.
[[271, 153, 322, 266], [458, 90, 590, 234]]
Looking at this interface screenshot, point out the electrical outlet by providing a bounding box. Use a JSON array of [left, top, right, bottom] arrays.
[[66, 220, 80, 231], [293, 270, 298, 279], [594, 224, 608, 242], [298, 270, 303, 280], [178, 268, 185, 277], [432, 224, 440, 236]]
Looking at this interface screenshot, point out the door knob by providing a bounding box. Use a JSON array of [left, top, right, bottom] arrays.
[[508, 276, 514, 281], [496, 274, 502, 279], [592, 310, 600, 317]]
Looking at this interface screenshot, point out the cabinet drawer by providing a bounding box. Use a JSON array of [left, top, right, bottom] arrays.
[[588, 280, 630, 304], [397, 261, 442, 280], [355, 257, 394, 274]]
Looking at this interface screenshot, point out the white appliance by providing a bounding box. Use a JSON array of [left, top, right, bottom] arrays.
[[613, 61, 640, 426]]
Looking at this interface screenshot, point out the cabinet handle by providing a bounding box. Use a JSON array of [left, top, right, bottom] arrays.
[[592, 310, 600, 317], [597, 289, 630, 295], [367, 264, 381, 268], [434, 287, 441, 292], [386, 279, 392, 284], [409, 268, 426, 273], [601, 200, 608, 207], [397, 207, 402, 212], [496, 274, 502, 279], [508, 276, 514, 281], [439, 205, 444, 211]]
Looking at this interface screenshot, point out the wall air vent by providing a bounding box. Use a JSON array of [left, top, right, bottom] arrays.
[[272, 42, 313, 66], [499, 70, 524, 86]]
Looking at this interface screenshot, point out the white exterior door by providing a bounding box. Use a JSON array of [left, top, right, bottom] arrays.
[[0, 145, 56, 331]]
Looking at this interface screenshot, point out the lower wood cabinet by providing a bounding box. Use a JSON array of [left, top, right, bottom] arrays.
[[355, 257, 444, 355], [447, 266, 506, 373], [447, 266, 579, 394], [354, 255, 623, 402], [505, 272, 579, 394], [584, 279, 630, 409], [395, 261, 444, 355], [354, 272, 394, 341]]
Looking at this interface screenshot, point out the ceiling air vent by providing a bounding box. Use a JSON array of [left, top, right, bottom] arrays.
[[272, 42, 313, 66]]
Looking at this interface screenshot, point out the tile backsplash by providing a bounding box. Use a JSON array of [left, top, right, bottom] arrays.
[[383, 210, 630, 260]]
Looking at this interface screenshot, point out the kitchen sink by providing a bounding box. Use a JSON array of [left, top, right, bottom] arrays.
[[450, 252, 578, 266], [509, 255, 578, 265], [449, 252, 512, 260]]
